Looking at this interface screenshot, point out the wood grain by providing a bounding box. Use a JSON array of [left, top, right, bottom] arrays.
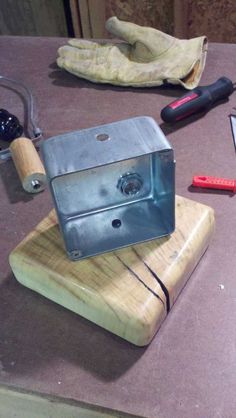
[[9, 196, 215, 346], [77, 0, 92, 38], [10, 137, 46, 194], [105, 0, 174, 35], [0, 0, 68, 37], [173, 0, 189, 38], [69, 0, 82, 37], [0, 385, 143, 418]]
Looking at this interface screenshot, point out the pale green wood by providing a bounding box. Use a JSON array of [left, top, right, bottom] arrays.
[[0, 385, 144, 418], [9, 195, 215, 346]]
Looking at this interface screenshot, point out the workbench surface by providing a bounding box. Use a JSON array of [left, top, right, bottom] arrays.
[[1, 37, 236, 418]]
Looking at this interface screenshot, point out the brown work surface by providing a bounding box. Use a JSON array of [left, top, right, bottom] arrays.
[[0, 37, 236, 418]]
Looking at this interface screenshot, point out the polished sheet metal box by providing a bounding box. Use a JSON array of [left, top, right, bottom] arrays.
[[41, 117, 175, 260]]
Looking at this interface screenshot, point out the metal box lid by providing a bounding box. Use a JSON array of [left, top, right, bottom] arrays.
[[42, 116, 172, 179]]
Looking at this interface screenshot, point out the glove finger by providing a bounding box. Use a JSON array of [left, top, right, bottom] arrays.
[[105, 16, 144, 44], [68, 39, 101, 50], [106, 17, 176, 63], [58, 45, 96, 61], [57, 56, 101, 79]]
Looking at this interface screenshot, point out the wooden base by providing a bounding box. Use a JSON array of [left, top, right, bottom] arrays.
[[9, 196, 215, 346], [0, 385, 141, 418]]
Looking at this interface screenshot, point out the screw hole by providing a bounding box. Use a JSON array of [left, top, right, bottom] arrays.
[[70, 250, 82, 258], [31, 180, 41, 190], [33, 182, 41, 190], [112, 219, 121, 228], [96, 133, 110, 142]]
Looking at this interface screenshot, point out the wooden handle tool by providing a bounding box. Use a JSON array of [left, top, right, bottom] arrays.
[[10, 137, 46, 193]]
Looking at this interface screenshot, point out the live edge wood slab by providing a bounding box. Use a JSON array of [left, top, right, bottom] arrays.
[[9, 195, 214, 346]]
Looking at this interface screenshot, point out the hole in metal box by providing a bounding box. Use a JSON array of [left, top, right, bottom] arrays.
[[96, 133, 110, 142], [112, 219, 122, 228]]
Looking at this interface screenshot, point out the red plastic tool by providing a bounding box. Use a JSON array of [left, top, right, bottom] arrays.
[[192, 175, 236, 193]]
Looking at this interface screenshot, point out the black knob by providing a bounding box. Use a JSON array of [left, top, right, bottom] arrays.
[[0, 109, 23, 141]]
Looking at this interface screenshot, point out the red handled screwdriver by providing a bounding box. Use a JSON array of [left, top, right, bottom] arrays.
[[161, 77, 235, 123]]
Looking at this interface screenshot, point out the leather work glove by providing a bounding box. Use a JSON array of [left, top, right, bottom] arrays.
[[57, 16, 208, 90]]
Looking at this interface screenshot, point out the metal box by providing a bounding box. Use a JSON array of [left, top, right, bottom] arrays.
[[41, 116, 175, 260]]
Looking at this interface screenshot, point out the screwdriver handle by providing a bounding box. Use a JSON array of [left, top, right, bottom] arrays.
[[161, 77, 234, 123]]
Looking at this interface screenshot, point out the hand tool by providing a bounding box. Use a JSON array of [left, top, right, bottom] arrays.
[[9, 136, 46, 193], [0, 108, 23, 141], [0, 75, 46, 193], [192, 175, 236, 193], [161, 77, 236, 123], [229, 111, 236, 152]]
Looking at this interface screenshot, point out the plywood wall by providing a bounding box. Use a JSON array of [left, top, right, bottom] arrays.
[[76, 0, 236, 43], [0, 0, 68, 36], [105, 0, 174, 35], [1, 0, 236, 42], [186, 0, 236, 43]]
